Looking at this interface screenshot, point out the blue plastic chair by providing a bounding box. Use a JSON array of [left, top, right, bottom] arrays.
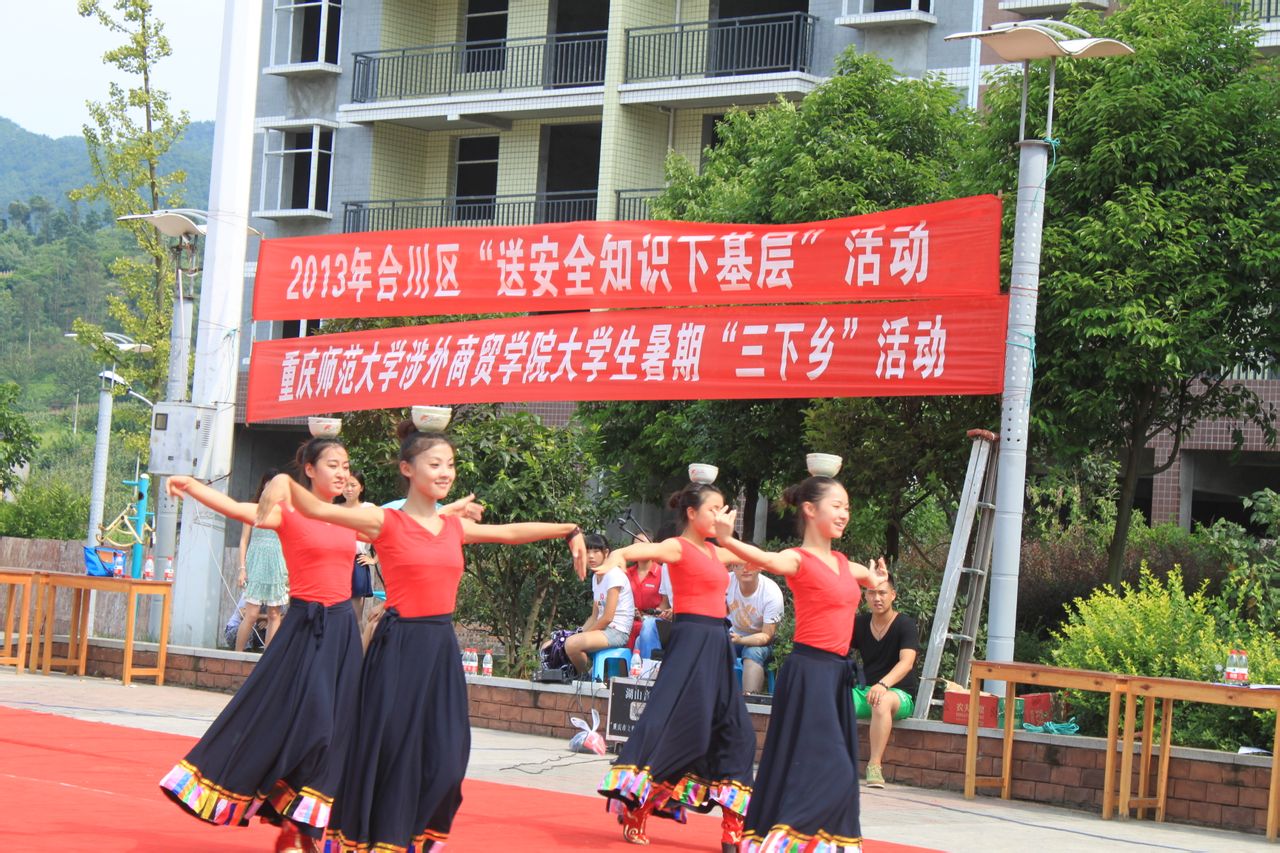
[[591, 647, 632, 683]]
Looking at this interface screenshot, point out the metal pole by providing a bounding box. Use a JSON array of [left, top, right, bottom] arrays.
[[86, 378, 114, 548], [153, 266, 193, 579], [986, 137, 1050, 670], [171, 0, 262, 647]]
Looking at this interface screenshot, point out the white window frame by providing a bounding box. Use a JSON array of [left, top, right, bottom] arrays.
[[255, 121, 338, 220], [267, 0, 342, 72]]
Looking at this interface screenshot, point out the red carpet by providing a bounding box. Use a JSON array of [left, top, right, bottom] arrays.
[[0, 707, 934, 852]]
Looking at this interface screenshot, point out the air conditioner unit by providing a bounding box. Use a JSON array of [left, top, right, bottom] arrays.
[[149, 402, 217, 477]]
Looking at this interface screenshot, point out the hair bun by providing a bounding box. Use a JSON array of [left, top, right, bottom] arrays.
[[394, 418, 417, 443]]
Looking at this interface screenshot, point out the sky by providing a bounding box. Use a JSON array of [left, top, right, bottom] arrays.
[[3, 1, 226, 139]]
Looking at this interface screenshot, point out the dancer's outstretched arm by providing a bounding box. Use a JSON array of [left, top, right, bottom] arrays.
[[167, 475, 280, 529], [258, 473, 385, 541], [461, 520, 588, 579], [597, 538, 683, 576], [712, 508, 802, 576]]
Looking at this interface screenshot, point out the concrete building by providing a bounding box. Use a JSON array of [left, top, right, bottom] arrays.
[[229, 0, 1280, 531]]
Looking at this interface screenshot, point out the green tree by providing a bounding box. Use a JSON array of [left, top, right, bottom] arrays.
[[966, 0, 1280, 586], [0, 382, 37, 492], [585, 51, 989, 554], [69, 0, 190, 399], [449, 410, 621, 675]]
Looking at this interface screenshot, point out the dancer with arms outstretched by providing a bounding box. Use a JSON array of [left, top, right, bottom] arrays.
[[714, 475, 887, 853], [268, 420, 587, 852], [596, 482, 755, 852], [160, 437, 361, 853]]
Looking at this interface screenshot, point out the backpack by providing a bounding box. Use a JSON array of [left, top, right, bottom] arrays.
[[540, 628, 579, 673]]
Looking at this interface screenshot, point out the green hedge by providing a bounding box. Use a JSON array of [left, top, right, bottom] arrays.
[[1050, 565, 1278, 751]]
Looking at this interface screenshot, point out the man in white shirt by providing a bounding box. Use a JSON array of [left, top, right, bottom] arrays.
[[726, 561, 784, 694]]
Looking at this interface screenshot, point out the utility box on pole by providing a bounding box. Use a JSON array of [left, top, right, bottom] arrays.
[[149, 402, 217, 477]]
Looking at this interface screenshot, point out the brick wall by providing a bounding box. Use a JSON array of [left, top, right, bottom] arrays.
[[37, 643, 1274, 838]]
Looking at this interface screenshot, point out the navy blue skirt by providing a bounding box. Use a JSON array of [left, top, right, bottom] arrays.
[[742, 643, 862, 852], [160, 598, 362, 840], [325, 610, 469, 852], [599, 613, 755, 821]]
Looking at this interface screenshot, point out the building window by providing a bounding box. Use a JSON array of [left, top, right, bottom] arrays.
[[281, 319, 323, 339], [871, 0, 930, 11], [260, 126, 334, 213], [270, 0, 342, 66], [453, 136, 499, 221], [464, 0, 508, 73]]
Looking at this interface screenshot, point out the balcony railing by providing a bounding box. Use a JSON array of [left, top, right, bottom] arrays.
[[1242, 0, 1280, 21], [625, 13, 817, 83], [616, 188, 664, 221], [351, 31, 607, 103], [343, 191, 599, 232]]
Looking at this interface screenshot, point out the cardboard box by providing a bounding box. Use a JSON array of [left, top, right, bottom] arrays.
[[1020, 692, 1054, 727], [942, 689, 1025, 728]]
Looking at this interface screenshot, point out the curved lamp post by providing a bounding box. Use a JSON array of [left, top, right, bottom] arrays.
[[943, 21, 1132, 676]]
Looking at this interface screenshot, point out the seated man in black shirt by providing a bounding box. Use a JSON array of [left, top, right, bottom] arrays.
[[851, 571, 920, 788]]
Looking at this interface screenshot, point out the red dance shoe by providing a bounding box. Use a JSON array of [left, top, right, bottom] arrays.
[[619, 805, 651, 845], [720, 809, 744, 852]]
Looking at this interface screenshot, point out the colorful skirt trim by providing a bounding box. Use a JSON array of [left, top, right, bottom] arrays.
[[326, 827, 449, 852], [159, 760, 262, 826], [742, 825, 863, 852], [600, 764, 751, 819]]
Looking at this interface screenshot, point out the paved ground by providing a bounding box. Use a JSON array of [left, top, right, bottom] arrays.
[[0, 668, 1272, 852]]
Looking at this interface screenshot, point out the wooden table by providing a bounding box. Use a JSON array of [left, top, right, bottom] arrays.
[[964, 660, 1129, 819], [31, 573, 173, 686], [0, 568, 44, 674], [1118, 675, 1280, 840]]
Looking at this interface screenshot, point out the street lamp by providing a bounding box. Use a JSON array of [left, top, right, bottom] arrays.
[[66, 332, 153, 549], [943, 20, 1132, 672]]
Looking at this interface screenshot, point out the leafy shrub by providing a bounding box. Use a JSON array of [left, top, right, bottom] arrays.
[[1016, 520, 1234, 639], [1050, 565, 1278, 750], [0, 476, 90, 539]]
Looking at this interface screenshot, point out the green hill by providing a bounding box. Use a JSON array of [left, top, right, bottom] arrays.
[[0, 117, 215, 215]]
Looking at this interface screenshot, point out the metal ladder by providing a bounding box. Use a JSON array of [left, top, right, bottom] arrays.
[[912, 429, 1000, 719]]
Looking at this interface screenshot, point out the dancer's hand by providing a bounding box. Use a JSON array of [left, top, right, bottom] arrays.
[[166, 475, 196, 499], [713, 506, 737, 541], [441, 493, 485, 521], [567, 530, 588, 580]]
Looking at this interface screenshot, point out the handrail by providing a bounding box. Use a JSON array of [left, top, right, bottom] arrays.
[[625, 13, 818, 83]]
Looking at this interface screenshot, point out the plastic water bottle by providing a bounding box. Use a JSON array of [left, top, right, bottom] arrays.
[[112, 551, 125, 578], [143, 557, 155, 581], [1225, 649, 1249, 685], [466, 648, 478, 675], [630, 650, 642, 678], [163, 558, 174, 582], [482, 650, 493, 677]]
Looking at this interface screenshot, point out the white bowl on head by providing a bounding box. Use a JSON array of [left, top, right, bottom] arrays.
[[688, 463, 718, 485], [411, 405, 453, 432], [308, 417, 341, 438], [806, 453, 842, 478]]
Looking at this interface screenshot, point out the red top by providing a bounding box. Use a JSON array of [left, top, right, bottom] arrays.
[[626, 563, 664, 613], [373, 509, 466, 617], [788, 548, 860, 655], [669, 538, 728, 619], [276, 506, 358, 606]]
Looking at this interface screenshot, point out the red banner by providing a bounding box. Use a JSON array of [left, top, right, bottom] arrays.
[[246, 297, 1008, 422], [251, 196, 1001, 321]]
